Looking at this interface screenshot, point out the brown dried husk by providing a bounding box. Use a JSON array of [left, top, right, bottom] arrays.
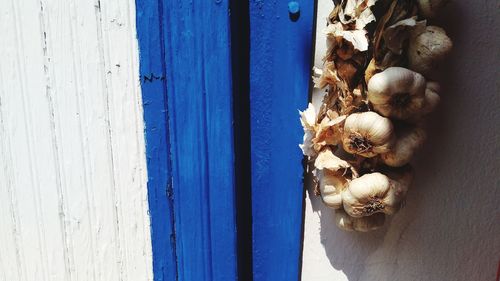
[[301, 0, 449, 232]]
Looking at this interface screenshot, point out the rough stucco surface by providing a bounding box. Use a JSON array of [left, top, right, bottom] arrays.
[[301, 1, 500, 280]]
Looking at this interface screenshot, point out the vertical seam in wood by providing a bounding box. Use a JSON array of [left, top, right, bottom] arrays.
[[67, 1, 99, 279], [199, 26, 214, 280], [94, 1, 126, 279], [37, 1, 74, 279], [0, 71, 25, 281], [157, 0, 179, 279]]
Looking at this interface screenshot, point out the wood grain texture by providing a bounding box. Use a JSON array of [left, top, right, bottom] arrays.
[[135, 0, 177, 279], [249, 1, 315, 280], [162, 0, 238, 279], [136, 0, 238, 280], [0, 0, 153, 280]]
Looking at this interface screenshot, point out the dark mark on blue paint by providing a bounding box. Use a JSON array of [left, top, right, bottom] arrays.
[[143, 73, 166, 83]]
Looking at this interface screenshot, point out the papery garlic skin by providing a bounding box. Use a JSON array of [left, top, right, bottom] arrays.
[[318, 170, 346, 209], [299, 103, 317, 131], [335, 209, 385, 232], [408, 26, 452, 77], [342, 111, 394, 158], [299, 103, 318, 158], [381, 126, 426, 167], [300, 0, 451, 232], [314, 114, 347, 149], [342, 171, 412, 217], [368, 67, 427, 120], [315, 147, 358, 179], [416, 0, 449, 19]]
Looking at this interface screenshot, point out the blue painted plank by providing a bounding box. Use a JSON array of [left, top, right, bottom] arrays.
[[159, 1, 238, 281], [249, 1, 315, 280], [135, 1, 177, 280]]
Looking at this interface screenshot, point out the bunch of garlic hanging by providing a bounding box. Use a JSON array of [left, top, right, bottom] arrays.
[[300, 0, 452, 232]]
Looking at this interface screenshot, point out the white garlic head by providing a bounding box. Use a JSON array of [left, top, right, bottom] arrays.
[[416, 0, 450, 19], [342, 171, 412, 217], [381, 126, 426, 167], [408, 26, 453, 77], [368, 67, 428, 120], [335, 209, 386, 232], [342, 111, 394, 158], [318, 170, 347, 209]]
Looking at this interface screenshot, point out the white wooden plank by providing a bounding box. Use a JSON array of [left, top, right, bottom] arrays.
[[96, 0, 152, 279], [0, 75, 23, 280], [0, 0, 69, 280], [39, 1, 101, 279], [0, 0, 153, 280]]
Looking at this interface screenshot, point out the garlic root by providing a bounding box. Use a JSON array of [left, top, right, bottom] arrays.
[[342, 111, 395, 158], [368, 67, 427, 120], [342, 170, 412, 218]]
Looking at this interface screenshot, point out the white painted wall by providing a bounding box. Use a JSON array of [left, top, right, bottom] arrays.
[[0, 0, 152, 280], [302, 1, 500, 280]]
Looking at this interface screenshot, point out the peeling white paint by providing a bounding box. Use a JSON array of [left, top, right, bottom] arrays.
[[302, 1, 500, 280], [0, 0, 152, 280]]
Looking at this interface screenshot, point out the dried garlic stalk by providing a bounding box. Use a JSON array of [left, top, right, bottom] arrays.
[[300, 0, 453, 232]]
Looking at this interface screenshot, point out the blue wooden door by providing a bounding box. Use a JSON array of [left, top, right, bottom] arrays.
[[135, 0, 315, 280], [249, 1, 315, 280], [136, 0, 238, 280]]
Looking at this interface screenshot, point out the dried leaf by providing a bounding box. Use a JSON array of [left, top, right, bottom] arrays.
[[317, 89, 341, 121], [313, 62, 341, 89], [373, 0, 398, 59], [383, 17, 426, 54], [355, 0, 378, 30], [299, 103, 317, 130], [299, 129, 316, 158], [339, 0, 379, 30], [313, 115, 347, 147], [364, 58, 379, 83], [326, 22, 369, 52], [328, 2, 343, 24], [315, 148, 359, 178], [336, 60, 358, 87], [388, 0, 418, 25]]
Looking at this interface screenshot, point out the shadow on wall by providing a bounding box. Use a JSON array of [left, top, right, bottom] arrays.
[[305, 1, 500, 280]]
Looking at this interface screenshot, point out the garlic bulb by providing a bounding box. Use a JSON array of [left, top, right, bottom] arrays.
[[342, 170, 412, 218], [342, 111, 394, 158], [318, 170, 346, 209], [416, 0, 449, 19], [335, 209, 385, 232], [408, 26, 453, 77], [381, 126, 426, 167], [367, 67, 428, 120], [421, 81, 441, 115], [299, 1, 452, 232]]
